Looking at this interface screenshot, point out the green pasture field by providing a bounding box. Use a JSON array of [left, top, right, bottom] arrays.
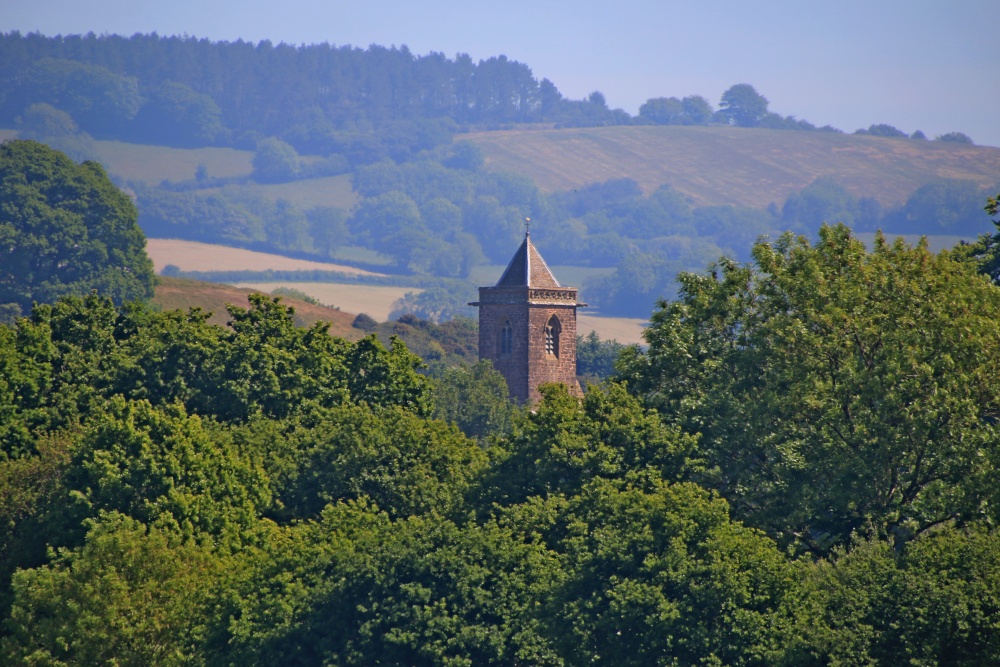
[[206, 174, 358, 209], [91, 140, 254, 183], [327, 245, 395, 266], [1, 130, 253, 183]]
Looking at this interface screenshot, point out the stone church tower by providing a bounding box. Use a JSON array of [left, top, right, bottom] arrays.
[[471, 232, 586, 404]]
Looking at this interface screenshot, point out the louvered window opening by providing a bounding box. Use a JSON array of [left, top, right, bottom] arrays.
[[545, 319, 560, 357]]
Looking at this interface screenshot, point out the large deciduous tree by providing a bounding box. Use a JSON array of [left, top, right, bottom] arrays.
[[0, 140, 155, 318], [639, 96, 685, 125], [619, 225, 1000, 553], [639, 94, 714, 126], [718, 83, 769, 127], [251, 137, 301, 183]]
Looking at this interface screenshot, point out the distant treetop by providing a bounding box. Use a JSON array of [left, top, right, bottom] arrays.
[[936, 131, 974, 144], [717, 83, 770, 127], [0, 32, 969, 155]]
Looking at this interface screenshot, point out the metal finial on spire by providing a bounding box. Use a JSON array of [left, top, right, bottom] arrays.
[[525, 216, 531, 236]]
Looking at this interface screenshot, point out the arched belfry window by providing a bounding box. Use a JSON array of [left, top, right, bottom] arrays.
[[499, 319, 513, 357], [544, 316, 561, 358]]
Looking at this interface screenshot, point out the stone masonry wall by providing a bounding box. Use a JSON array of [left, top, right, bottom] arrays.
[[478, 288, 581, 403], [478, 300, 530, 402], [526, 303, 581, 404]]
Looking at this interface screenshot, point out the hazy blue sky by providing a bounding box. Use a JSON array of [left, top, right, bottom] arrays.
[[4, 0, 998, 146]]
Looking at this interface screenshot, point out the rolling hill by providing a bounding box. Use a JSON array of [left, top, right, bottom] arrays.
[[8, 125, 998, 217], [8, 124, 999, 327], [464, 125, 1000, 208], [153, 276, 361, 339]]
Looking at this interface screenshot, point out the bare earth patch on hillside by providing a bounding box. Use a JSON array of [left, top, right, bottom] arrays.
[[153, 276, 361, 339], [465, 126, 1000, 209], [146, 239, 384, 276], [234, 282, 419, 322]]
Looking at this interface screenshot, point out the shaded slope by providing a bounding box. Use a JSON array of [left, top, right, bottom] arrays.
[[153, 276, 361, 340]]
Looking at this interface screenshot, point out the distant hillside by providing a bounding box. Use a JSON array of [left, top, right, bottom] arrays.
[[21, 126, 999, 216], [153, 276, 361, 339], [465, 125, 1000, 208], [10, 125, 999, 320]]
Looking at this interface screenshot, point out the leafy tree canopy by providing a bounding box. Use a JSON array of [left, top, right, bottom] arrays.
[[0, 274, 999, 664], [251, 137, 301, 183], [619, 225, 1000, 554], [718, 83, 769, 127], [856, 123, 907, 138], [430, 360, 515, 440], [575, 330, 626, 383], [936, 131, 974, 144], [0, 140, 155, 318], [132, 80, 223, 147]]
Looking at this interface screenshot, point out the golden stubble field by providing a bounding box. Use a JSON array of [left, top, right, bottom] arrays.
[[465, 125, 1000, 209], [577, 314, 646, 345], [145, 239, 383, 275], [234, 282, 418, 322]]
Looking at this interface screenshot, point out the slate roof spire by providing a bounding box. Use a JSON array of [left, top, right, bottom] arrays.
[[494, 231, 561, 289]]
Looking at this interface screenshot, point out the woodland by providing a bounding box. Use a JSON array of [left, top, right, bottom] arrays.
[[2, 30, 1000, 665], [2, 140, 1000, 664], [2, 31, 996, 319]]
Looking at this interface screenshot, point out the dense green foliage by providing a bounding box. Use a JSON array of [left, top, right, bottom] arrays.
[[952, 191, 1000, 283], [575, 331, 627, 384], [0, 140, 155, 319], [3, 29, 998, 663], [0, 32, 617, 151], [2, 229, 1000, 664], [936, 131, 975, 144], [718, 83, 771, 128], [430, 360, 516, 440], [619, 225, 1000, 555]]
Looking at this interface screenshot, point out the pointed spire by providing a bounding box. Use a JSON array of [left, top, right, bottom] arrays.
[[495, 232, 561, 288]]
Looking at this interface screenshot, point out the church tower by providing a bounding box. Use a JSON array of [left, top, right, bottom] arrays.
[[471, 232, 586, 404]]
